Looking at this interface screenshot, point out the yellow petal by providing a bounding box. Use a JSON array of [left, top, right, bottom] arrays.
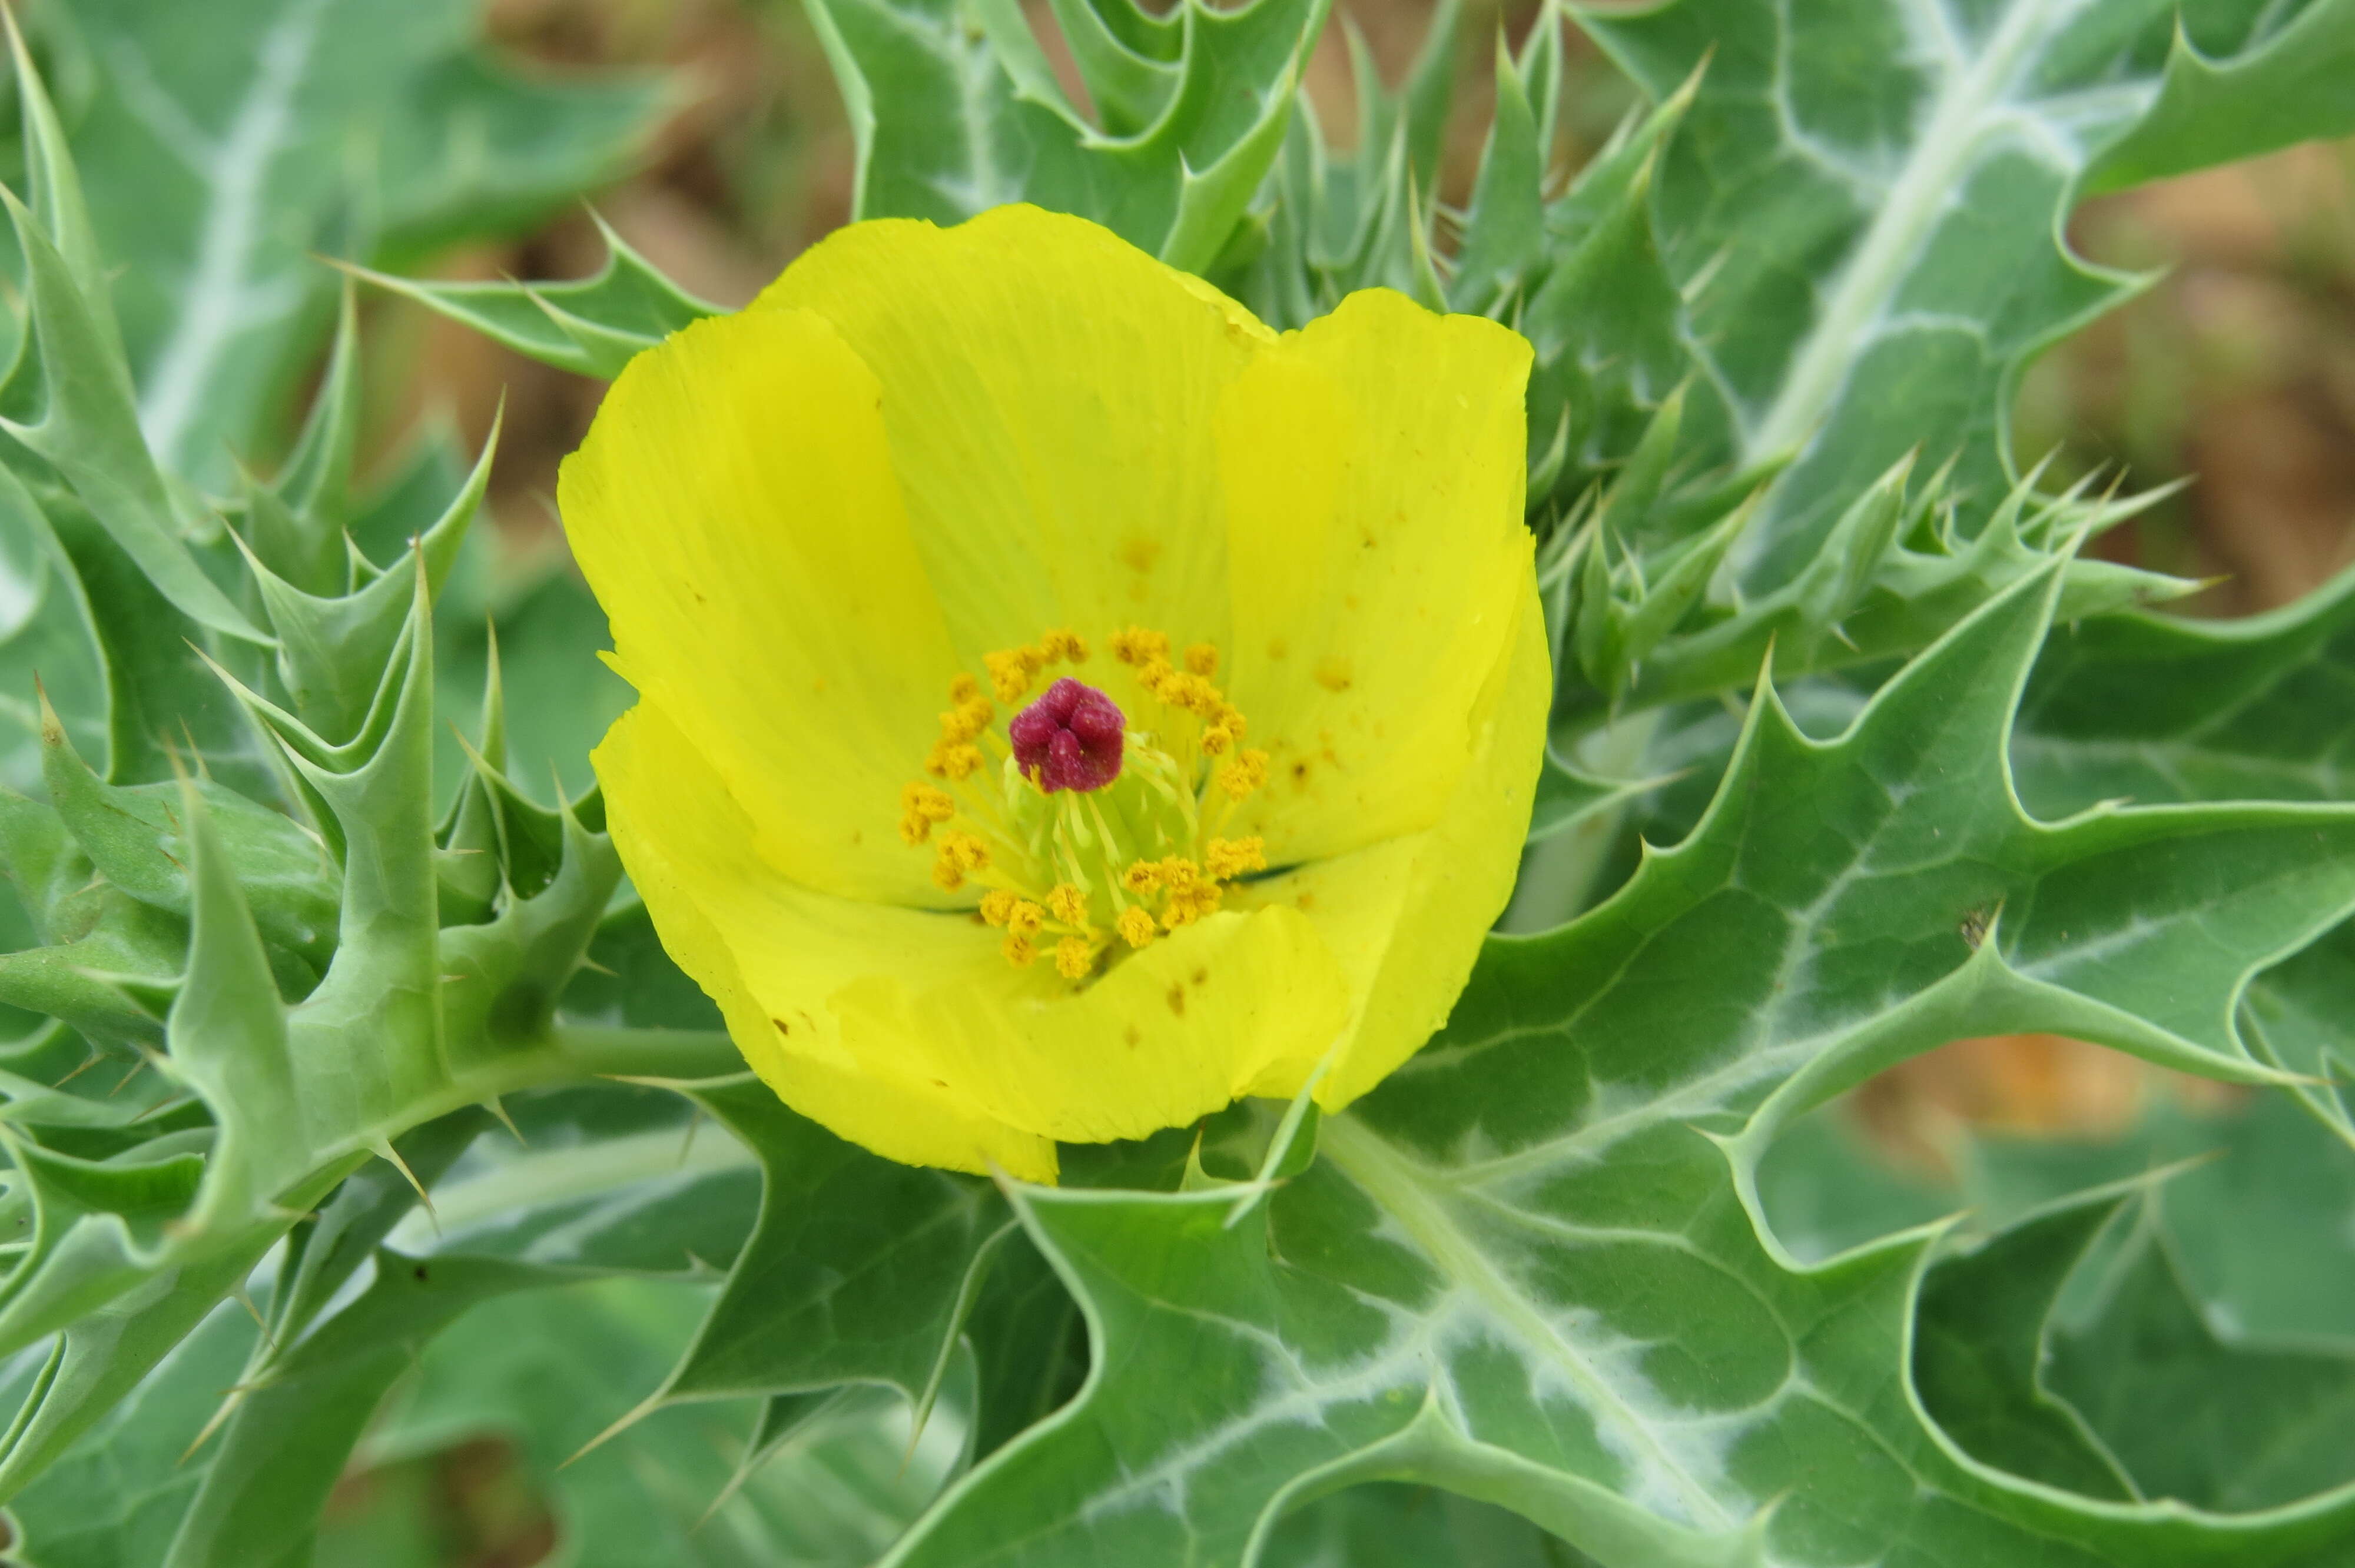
[[595, 703, 1057, 1180], [834, 903, 1351, 1147], [753, 205, 1266, 667], [1215, 288, 1537, 865], [1234, 572, 1551, 1109], [559, 307, 967, 907]]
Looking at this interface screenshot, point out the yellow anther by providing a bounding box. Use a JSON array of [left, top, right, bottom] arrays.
[[1184, 643, 1219, 677], [1117, 906, 1157, 948], [899, 779, 951, 846], [932, 830, 990, 891], [1111, 627, 1170, 666], [1200, 723, 1232, 756], [1158, 855, 1201, 888], [1041, 629, 1089, 664], [1136, 657, 1175, 696], [1054, 936, 1093, 979], [903, 783, 956, 822], [986, 648, 1039, 703], [1003, 933, 1038, 967], [1218, 748, 1269, 800], [940, 697, 993, 743], [949, 672, 982, 705], [1006, 899, 1046, 938], [1206, 836, 1266, 881], [1218, 705, 1248, 740], [1046, 883, 1089, 925], [1162, 878, 1223, 929], [980, 889, 1020, 926], [926, 740, 983, 780], [1122, 861, 1162, 894]]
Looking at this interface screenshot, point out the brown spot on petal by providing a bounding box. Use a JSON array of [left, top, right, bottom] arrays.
[[772, 1018, 791, 1037], [1166, 985, 1186, 1017], [1314, 657, 1352, 692], [1125, 1025, 1142, 1048]]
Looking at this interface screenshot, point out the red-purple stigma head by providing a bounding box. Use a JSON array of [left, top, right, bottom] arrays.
[[1009, 677, 1125, 793]]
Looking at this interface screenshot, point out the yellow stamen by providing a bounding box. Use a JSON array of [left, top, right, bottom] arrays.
[[1041, 628, 1089, 663], [940, 698, 994, 743], [1217, 749, 1269, 800], [1117, 906, 1157, 948], [1161, 878, 1222, 929], [1054, 936, 1093, 979], [980, 889, 1020, 926], [1206, 836, 1266, 881], [1200, 723, 1232, 756], [986, 647, 1046, 703], [1003, 933, 1038, 967], [949, 673, 982, 704], [1006, 899, 1045, 938], [1046, 883, 1089, 925], [933, 830, 990, 891], [1111, 627, 1169, 666], [1184, 643, 1218, 677], [926, 740, 983, 780], [904, 783, 956, 822]]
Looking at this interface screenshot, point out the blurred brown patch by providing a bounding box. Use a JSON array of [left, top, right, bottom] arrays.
[[324, 1435, 556, 1568], [2024, 141, 2355, 616], [1853, 1035, 2249, 1179]]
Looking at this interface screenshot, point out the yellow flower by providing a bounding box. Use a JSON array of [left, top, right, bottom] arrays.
[[560, 205, 1548, 1182]]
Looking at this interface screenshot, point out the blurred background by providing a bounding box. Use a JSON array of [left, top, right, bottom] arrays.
[[20, 0, 2350, 1560]]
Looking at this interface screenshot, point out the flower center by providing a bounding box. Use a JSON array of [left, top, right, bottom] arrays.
[[1009, 677, 1125, 792], [898, 627, 1271, 981]]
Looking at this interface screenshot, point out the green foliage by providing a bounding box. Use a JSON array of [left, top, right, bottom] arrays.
[[25, 0, 664, 486], [2, 1, 2355, 1565]]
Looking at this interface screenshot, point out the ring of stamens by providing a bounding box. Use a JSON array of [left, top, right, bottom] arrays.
[[898, 626, 1271, 979]]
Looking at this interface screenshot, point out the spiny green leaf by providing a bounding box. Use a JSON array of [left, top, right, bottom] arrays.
[[2047, 1217, 2355, 1512], [883, 564, 2355, 1564], [0, 457, 105, 792], [1913, 1186, 2141, 1501], [383, 1086, 755, 1278], [341, 215, 721, 381], [644, 1075, 1010, 1408], [2012, 556, 2355, 819], [240, 411, 489, 747], [1572, 0, 2355, 590], [37, 696, 337, 969], [0, 1297, 257, 1568], [349, 1276, 966, 1568], [0, 185, 264, 644], [53, 0, 664, 484], [1555, 462, 2194, 728], [808, 0, 1326, 273], [2088, 0, 2355, 190], [162, 1249, 568, 1568], [1524, 752, 1667, 847]]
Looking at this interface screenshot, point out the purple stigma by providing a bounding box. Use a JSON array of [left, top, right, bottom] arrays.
[[1009, 677, 1125, 793]]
